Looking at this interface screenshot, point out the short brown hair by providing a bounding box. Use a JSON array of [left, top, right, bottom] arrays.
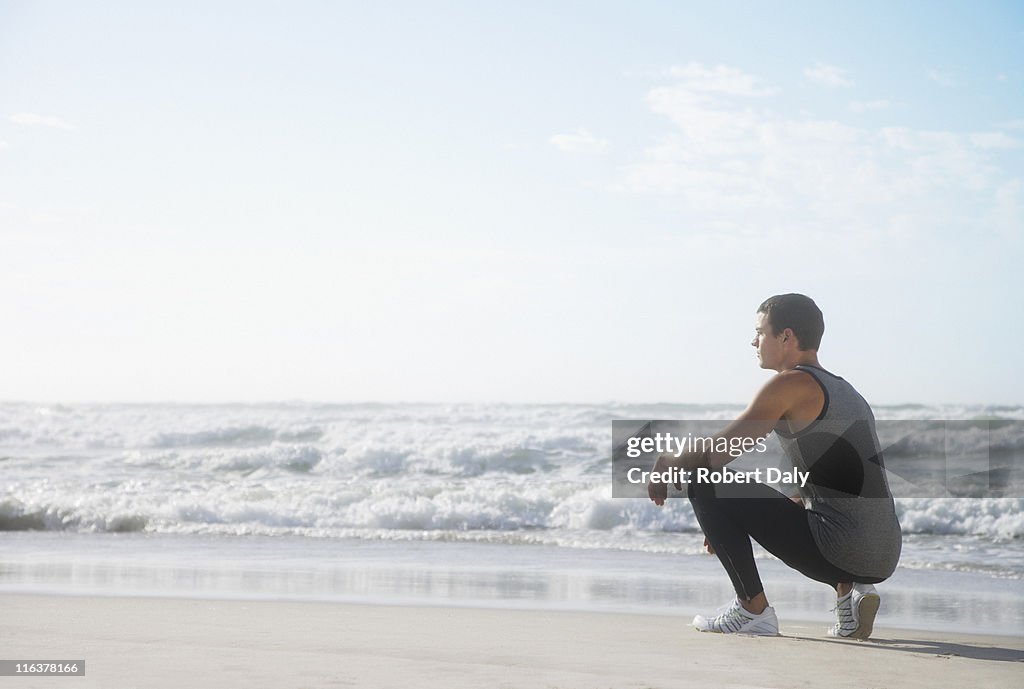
[[757, 294, 824, 351]]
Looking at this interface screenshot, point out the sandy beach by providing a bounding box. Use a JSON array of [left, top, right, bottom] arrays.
[[3, 594, 1022, 689]]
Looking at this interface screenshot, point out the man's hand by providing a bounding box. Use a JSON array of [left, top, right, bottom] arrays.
[[647, 453, 676, 507]]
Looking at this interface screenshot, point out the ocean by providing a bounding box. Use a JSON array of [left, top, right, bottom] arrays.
[[2, 401, 1022, 635]]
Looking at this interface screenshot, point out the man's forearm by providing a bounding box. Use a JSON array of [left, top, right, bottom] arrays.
[[657, 447, 711, 472], [656, 432, 766, 473]]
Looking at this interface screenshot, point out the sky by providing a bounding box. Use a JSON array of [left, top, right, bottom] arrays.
[[1, 1, 1022, 405]]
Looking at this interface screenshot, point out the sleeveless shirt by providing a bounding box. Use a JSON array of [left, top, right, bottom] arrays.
[[775, 365, 902, 578]]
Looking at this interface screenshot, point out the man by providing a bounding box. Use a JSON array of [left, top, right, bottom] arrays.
[[648, 294, 902, 637]]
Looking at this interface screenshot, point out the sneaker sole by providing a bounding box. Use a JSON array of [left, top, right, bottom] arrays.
[[696, 627, 780, 636], [853, 593, 880, 639], [692, 614, 780, 636]]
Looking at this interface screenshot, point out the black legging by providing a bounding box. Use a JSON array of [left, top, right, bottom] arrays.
[[688, 474, 884, 600]]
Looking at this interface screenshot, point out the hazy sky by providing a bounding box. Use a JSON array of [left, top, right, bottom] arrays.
[[1, 1, 1022, 405]]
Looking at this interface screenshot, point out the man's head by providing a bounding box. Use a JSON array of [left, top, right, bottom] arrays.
[[752, 294, 824, 369]]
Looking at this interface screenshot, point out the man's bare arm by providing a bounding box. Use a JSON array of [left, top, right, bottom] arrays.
[[647, 370, 811, 502], [702, 372, 800, 470], [647, 371, 817, 505]]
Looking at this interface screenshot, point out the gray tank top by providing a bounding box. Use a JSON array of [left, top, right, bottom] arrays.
[[776, 365, 902, 578]]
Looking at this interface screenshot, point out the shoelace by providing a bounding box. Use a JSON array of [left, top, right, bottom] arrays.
[[830, 594, 856, 633], [712, 602, 751, 633]]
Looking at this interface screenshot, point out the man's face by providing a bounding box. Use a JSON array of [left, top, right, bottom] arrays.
[[751, 311, 785, 370]]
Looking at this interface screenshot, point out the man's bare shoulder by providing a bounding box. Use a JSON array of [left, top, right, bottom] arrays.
[[752, 368, 823, 411], [756, 368, 825, 423], [761, 368, 819, 393]]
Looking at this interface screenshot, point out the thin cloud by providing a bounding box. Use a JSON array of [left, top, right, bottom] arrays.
[[643, 65, 779, 159], [850, 99, 890, 113], [969, 131, 1022, 150], [549, 128, 608, 154], [992, 179, 1024, 240], [666, 63, 778, 97], [804, 62, 854, 88], [926, 69, 957, 87], [9, 112, 76, 130], [614, 64, 1020, 244]]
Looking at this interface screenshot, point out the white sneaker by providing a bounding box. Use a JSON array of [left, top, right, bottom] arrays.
[[828, 583, 881, 639], [693, 597, 780, 635]]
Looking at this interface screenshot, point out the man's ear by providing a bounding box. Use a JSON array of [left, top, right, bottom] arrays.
[[782, 328, 794, 343]]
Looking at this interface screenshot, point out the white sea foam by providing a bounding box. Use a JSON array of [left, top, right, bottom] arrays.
[[1, 402, 1022, 578]]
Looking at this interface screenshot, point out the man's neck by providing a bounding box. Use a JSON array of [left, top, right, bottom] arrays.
[[777, 352, 820, 372]]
